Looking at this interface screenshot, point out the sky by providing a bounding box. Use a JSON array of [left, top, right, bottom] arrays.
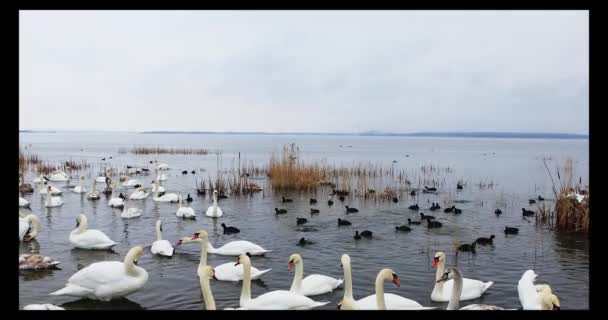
[[19, 10, 589, 133]]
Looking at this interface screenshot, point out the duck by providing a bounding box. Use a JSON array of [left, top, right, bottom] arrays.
[[121, 200, 143, 218], [51, 246, 148, 301], [354, 230, 372, 240], [205, 190, 223, 217], [181, 170, 188, 175], [288, 253, 343, 296], [328, 198, 334, 206], [420, 212, 435, 220], [221, 223, 240, 234], [338, 218, 351, 226], [505, 226, 519, 234], [198, 265, 217, 310], [19, 213, 40, 241], [457, 183, 463, 190], [345, 206, 359, 213], [19, 174, 34, 193], [338, 255, 433, 310], [176, 194, 196, 219], [518, 270, 561, 310], [475, 235, 495, 245], [408, 204, 419, 210], [310, 198, 317, 204], [19, 196, 30, 208], [186, 194, 193, 202], [22, 304, 65, 310], [427, 219, 443, 228], [19, 254, 60, 270], [275, 208, 287, 215], [297, 238, 315, 246], [297, 217, 308, 225], [151, 220, 173, 257], [218, 193, 228, 199], [310, 208, 320, 215], [234, 254, 329, 309], [522, 208, 535, 217], [538, 195, 545, 201], [282, 196, 293, 203], [453, 206, 462, 214], [395, 225, 412, 232], [176, 230, 271, 281], [438, 268, 505, 310], [494, 208, 502, 215], [44, 186, 64, 207], [407, 218, 421, 225], [128, 187, 149, 200], [444, 206, 454, 213], [86, 178, 100, 200], [430, 251, 493, 302], [457, 242, 477, 253], [107, 181, 125, 208], [152, 180, 179, 203], [410, 190, 416, 196], [69, 214, 117, 250]]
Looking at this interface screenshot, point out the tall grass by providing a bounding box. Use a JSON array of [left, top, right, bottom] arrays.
[[267, 143, 322, 191]]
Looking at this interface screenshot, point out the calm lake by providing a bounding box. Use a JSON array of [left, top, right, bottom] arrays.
[[18, 132, 589, 310]]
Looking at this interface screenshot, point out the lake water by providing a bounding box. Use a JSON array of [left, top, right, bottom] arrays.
[[18, 132, 589, 310]]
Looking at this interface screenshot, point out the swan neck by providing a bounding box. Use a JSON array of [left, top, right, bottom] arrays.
[[28, 215, 40, 238], [434, 259, 446, 292], [375, 271, 387, 310], [124, 249, 139, 275], [200, 275, 216, 310], [155, 223, 162, 241], [448, 271, 463, 310], [343, 259, 354, 300], [92, 180, 97, 192], [290, 259, 304, 292], [213, 195, 218, 212], [240, 259, 252, 306], [78, 217, 88, 233], [200, 238, 208, 267]]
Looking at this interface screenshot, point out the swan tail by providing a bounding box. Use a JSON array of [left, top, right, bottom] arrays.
[[50, 284, 89, 297], [312, 301, 331, 308], [481, 281, 494, 293], [251, 268, 272, 279]]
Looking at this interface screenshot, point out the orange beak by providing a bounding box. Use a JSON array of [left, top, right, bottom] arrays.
[[392, 276, 400, 287], [432, 257, 439, 268]]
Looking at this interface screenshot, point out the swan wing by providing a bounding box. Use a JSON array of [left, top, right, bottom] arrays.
[[518, 270, 541, 310], [299, 274, 343, 296], [151, 240, 174, 256], [23, 304, 65, 310], [213, 263, 271, 281], [19, 218, 28, 241], [246, 290, 328, 310], [356, 293, 425, 310], [460, 304, 504, 310], [71, 230, 116, 249], [433, 278, 493, 301]]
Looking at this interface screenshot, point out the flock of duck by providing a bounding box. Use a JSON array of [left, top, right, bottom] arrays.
[[19, 163, 558, 310]]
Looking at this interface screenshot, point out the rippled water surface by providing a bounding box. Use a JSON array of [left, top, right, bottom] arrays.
[[18, 133, 589, 310]]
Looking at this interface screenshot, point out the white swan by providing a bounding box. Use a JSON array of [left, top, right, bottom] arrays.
[[199, 265, 217, 310], [207, 238, 271, 256], [176, 194, 196, 218], [19, 254, 60, 270], [121, 200, 142, 218], [72, 176, 87, 193], [39, 179, 62, 195], [129, 187, 149, 200], [69, 214, 117, 250], [95, 176, 107, 183], [19, 196, 30, 208], [122, 178, 140, 188], [177, 230, 271, 281], [51, 246, 148, 301], [44, 186, 64, 207], [205, 190, 223, 217], [23, 304, 65, 310], [431, 251, 493, 301], [157, 174, 168, 181], [288, 253, 343, 296], [157, 162, 170, 170], [152, 179, 178, 203], [19, 213, 40, 241], [151, 220, 173, 257], [32, 175, 43, 184], [107, 181, 125, 208], [87, 178, 100, 200], [338, 255, 432, 310], [48, 170, 68, 182], [438, 268, 506, 310], [518, 270, 561, 310], [235, 254, 329, 310]]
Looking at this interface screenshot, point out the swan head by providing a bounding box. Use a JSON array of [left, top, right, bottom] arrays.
[[288, 254, 302, 271], [337, 298, 355, 310], [378, 268, 400, 287], [175, 237, 192, 247], [128, 246, 145, 265], [433, 251, 446, 268], [23, 214, 40, 241], [76, 214, 87, 228], [540, 292, 560, 310], [199, 265, 217, 281], [235, 254, 251, 266], [437, 267, 462, 283], [191, 230, 208, 242]]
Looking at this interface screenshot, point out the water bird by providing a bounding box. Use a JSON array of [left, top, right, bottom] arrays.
[[522, 208, 535, 217], [297, 238, 315, 246], [395, 225, 411, 232], [437, 268, 505, 310], [529, 199, 536, 205], [444, 206, 453, 213], [288, 253, 342, 296], [205, 190, 223, 217], [275, 208, 288, 215], [221, 223, 240, 234], [282, 196, 293, 203], [354, 230, 372, 240], [19, 254, 60, 270], [310, 208, 320, 215], [191, 170, 196, 174], [310, 198, 317, 204], [338, 218, 351, 226], [505, 226, 519, 234], [182, 170, 188, 175], [19, 213, 40, 241], [186, 194, 193, 202], [453, 206, 462, 214], [420, 212, 435, 220], [457, 183, 463, 190], [328, 198, 334, 206], [424, 186, 437, 192], [151, 220, 174, 257], [121, 200, 143, 219], [457, 242, 476, 253], [430, 203, 440, 211], [410, 190, 416, 196], [392, 197, 399, 203], [218, 193, 228, 199], [345, 206, 359, 213], [339, 195, 345, 202], [431, 252, 493, 302], [407, 218, 421, 225], [538, 195, 545, 201], [518, 270, 561, 310], [427, 220, 442, 228], [408, 204, 419, 210], [494, 209, 502, 215], [476, 235, 495, 245], [44, 186, 64, 207], [69, 214, 117, 250], [297, 217, 308, 225]]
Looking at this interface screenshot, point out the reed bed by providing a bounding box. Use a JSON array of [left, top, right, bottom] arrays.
[[267, 143, 323, 192], [118, 146, 216, 155]]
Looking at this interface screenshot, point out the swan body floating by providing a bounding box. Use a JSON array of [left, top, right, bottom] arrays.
[[107, 181, 125, 208], [206, 238, 271, 256], [19, 213, 40, 241], [121, 201, 142, 218], [122, 179, 140, 188], [235, 254, 329, 310], [152, 180, 178, 202], [438, 268, 506, 310], [288, 253, 343, 296], [338, 254, 433, 310], [176, 194, 196, 218], [23, 304, 65, 310], [151, 220, 173, 257], [87, 178, 100, 200], [205, 190, 223, 217], [95, 176, 107, 183], [51, 246, 148, 301], [157, 163, 170, 170], [129, 187, 149, 200], [69, 214, 117, 250], [19, 254, 60, 270], [48, 170, 68, 182], [177, 230, 271, 281], [518, 270, 561, 310], [431, 251, 493, 301], [44, 186, 64, 207], [151, 181, 165, 194], [39, 180, 62, 195], [72, 176, 87, 193], [19, 196, 30, 208]]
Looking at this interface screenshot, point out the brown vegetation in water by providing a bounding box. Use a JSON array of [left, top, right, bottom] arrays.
[[267, 143, 322, 191], [118, 146, 215, 155]]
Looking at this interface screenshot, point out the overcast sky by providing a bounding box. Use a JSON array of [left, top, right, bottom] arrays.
[[19, 10, 589, 133]]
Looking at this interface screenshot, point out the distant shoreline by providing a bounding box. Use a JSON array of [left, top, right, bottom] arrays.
[[19, 130, 588, 140]]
